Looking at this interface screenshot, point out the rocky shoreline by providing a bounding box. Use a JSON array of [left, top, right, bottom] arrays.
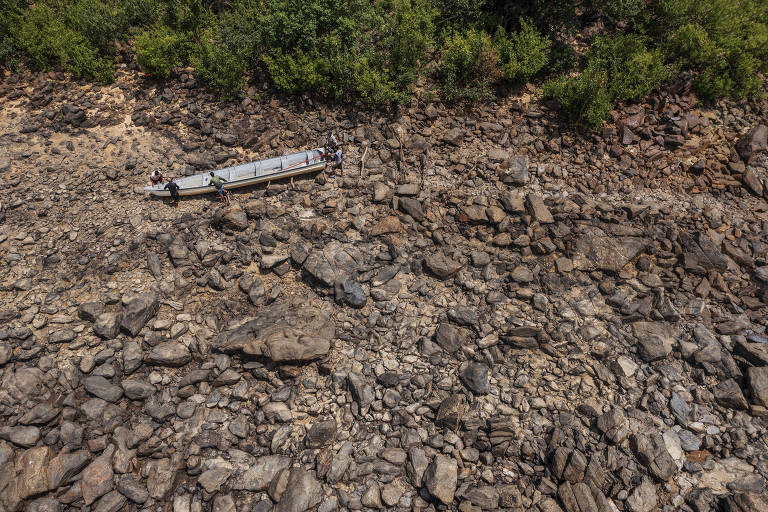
[[1, 67, 768, 512]]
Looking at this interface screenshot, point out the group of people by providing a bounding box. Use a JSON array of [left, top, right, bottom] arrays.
[[148, 132, 343, 205]]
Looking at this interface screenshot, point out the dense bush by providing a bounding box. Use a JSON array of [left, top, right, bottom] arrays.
[[438, 29, 499, 101], [655, 0, 768, 99], [544, 34, 669, 128], [14, 3, 114, 82], [543, 62, 612, 129], [135, 24, 185, 78], [494, 18, 550, 82], [0, 0, 764, 117]]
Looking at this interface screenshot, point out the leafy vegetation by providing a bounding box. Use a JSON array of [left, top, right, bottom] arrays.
[[0, 0, 764, 126]]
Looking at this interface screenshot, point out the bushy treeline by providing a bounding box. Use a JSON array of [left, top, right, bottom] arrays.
[[1, 0, 766, 127]]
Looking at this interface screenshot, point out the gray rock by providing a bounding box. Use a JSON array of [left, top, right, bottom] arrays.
[[234, 455, 291, 491], [78, 301, 105, 322], [121, 341, 143, 374], [442, 128, 463, 146], [335, 278, 367, 308], [460, 362, 489, 394], [466, 486, 500, 509], [24, 497, 60, 512], [736, 125, 768, 162], [146, 342, 191, 367], [503, 155, 530, 185], [216, 299, 334, 362], [348, 372, 375, 409], [436, 394, 466, 429], [120, 292, 159, 336], [121, 379, 156, 400], [93, 490, 127, 512], [626, 478, 657, 512], [424, 252, 462, 279], [423, 455, 457, 505], [434, 323, 469, 353], [525, 194, 554, 223], [326, 442, 354, 484], [94, 312, 122, 339], [19, 403, 60, 425], [573, 227, 647, 272], [81, 445, 115, 505], [198, 468, 233, 493], [399, 197, 425, 221], [84, 376, 124, 403], [0, 425, 41, 447], [637, 336, 671, 362], [305, 419, 337, 448], [274, 468, 322, 512], [630, 433, 677, 481], [214, 206, 249, 231], [669, 392, 691, 425], [677, 430, 701, 452], [714, 379, 749, 410], [748, 366, 768, 407], [302, 244, 359, 287], [47, 450, 90, 489], [596, 408, 629, 444]]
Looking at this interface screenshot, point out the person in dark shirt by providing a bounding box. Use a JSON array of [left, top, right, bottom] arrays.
[[164, 178, 180, 205]]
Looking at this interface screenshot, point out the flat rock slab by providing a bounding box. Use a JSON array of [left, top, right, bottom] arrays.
[[216, 299, 334, 362], [572, 227, 647, 272]]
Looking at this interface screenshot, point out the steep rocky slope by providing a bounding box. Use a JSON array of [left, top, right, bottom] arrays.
[[1, 67, 768, 512]]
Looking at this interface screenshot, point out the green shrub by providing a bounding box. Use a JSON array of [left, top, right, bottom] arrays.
[[14, 3, 114, 82], [382, 0, 435, 91], [194, 35, 248, 100], [124, 0, 160, 27], [543, 62, 611, 129], [544, 34, 668, 128], [494, 17, 550, 82], [262, 48, 325, 95], [135, 25, 185, 77], [589, 0, 648, 25], [0, 0, 22, 67], [485, 0, 577, 33], [65, 0, 128, 52], [590, 35, 669, 100], [665, 23, 717, 67], [655, 0, 767, 100], [439, 29, 499, 101]]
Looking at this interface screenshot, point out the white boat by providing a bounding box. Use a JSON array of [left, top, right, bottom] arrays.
[[144, 147, 328, 197]]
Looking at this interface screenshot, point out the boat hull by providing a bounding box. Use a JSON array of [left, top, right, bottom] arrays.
[[144, 148, 328, 197]]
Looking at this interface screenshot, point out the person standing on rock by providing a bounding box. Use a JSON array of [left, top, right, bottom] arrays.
[[209, 172, 228, 200], [164, 177, 180, 205]]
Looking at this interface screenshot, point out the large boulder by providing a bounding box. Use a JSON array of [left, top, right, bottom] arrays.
[[302, 242, 361, 287], [214, 206, 249, 232], [274, 468, 323, 512], [424, 252, 462, 279], [146, 342, 191, 367], [736, 125, 768, 163], [423, 455, 458, 505], [120, 292, 159, 336], [216, 299, 334, 362], [572, 227, 647, 272]]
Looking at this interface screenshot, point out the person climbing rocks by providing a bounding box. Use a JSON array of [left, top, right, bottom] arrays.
[[209, 172, 227, 200], [150, 170, 164, 185], [164, 177, 180, 205]]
